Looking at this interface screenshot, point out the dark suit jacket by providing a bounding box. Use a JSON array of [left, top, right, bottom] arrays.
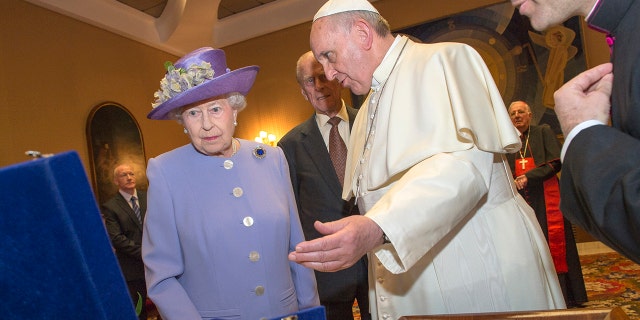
[[562, 0, 640, 264], [278, 106, 367, 303], [101, 189, 147, 281]]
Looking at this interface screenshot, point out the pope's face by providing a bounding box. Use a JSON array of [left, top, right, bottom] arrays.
[[181, 98, 237, 157], [310, 17, 373, 95]]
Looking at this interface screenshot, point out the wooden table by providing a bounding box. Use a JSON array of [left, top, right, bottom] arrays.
[[399, 307, 630, 320]]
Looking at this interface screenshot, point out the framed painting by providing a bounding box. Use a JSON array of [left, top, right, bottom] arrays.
[[86, 102, 147, 206]]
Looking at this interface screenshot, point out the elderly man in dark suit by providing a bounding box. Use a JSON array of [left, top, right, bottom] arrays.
[[101, 163, 147, 320], [278, 51, 370, 320]]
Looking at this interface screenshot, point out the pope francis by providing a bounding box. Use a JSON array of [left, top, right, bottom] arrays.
[[288, 0, 566, 319]]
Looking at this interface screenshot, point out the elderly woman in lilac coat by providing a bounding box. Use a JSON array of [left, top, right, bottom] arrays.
[[142, 47, 319, 320]]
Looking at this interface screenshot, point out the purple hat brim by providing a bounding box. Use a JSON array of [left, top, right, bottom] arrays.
[[147, 65, 259, 120]]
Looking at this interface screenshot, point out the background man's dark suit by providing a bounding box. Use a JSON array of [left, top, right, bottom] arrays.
[[102, 189, 147, 319], [279, 106, 370, 320]]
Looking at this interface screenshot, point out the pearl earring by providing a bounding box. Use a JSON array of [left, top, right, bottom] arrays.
[[234, 121, 238, 126], [183, 128, 188, 134]]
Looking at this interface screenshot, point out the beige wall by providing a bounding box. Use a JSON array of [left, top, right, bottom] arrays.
[[1, 0, 610, 182], [1, 0, 182, 170]]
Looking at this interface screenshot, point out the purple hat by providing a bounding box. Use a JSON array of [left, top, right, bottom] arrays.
[[147, 47, 259, 120]]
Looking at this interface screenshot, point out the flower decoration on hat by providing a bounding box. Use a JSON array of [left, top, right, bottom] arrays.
[[152, 61, 216, 108]]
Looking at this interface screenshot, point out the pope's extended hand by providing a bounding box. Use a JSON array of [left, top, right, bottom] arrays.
[[288, 215, 384, 272], [553, 62, 613, 137]]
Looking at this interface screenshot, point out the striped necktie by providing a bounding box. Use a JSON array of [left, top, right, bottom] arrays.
[[131, 196, 142, 224]]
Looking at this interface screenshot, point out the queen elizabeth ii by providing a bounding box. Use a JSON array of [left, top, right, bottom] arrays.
[[142, 47, 319, 319]]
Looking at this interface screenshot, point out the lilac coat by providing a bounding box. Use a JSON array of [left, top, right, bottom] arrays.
[[142, 140, 319, 320]]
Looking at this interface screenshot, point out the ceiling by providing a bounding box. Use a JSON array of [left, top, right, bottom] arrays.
[[114, 0, 278, 19], [23, 0, 332, 56]]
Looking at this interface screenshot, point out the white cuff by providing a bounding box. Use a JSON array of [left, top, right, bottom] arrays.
[[561, 120, 605, 161]]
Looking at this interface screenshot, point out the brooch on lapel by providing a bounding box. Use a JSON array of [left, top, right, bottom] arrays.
[[253, 146, 266, 159]]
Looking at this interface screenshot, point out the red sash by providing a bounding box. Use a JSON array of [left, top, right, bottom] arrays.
[[515, 156, 568, 273]]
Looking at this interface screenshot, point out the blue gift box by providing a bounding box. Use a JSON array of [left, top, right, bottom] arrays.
[[0, 151, 137, 319], [269, 306, 327, 320]]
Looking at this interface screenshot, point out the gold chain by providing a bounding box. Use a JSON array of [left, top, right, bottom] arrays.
[[519, 127, 530, 159]]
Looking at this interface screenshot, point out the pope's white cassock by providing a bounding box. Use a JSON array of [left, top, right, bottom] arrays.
[[344, 35, 566, 319]]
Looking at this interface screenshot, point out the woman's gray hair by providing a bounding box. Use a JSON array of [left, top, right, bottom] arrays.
[[171, 92, 247, 123]]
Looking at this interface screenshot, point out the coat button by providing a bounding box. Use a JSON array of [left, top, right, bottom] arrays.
[[254, 285, 265, 296], [249, 251, 260, 262], [223, 160, 234, 169], [233, 187, 243, 197], [243, 216, 254, 226]]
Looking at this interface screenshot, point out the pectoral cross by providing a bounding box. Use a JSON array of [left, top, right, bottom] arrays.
[[518, 158, 528, 170]]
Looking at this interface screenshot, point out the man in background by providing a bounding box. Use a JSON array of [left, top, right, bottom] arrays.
[[511, 0, 640, 263], [278, 51, 370, 320], [101, 164, 147, 319], [507, 101, 587, 308]]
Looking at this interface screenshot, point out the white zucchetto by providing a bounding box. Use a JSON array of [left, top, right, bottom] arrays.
[[313, 0, 379, 21]]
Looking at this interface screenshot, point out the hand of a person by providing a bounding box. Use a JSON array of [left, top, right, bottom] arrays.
[[553, 62, 613, 137], [288, 215, 383, 272], [514, 175, 528, 190]]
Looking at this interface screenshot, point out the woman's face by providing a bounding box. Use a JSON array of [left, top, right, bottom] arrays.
[[181, 97, 237, 157]]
